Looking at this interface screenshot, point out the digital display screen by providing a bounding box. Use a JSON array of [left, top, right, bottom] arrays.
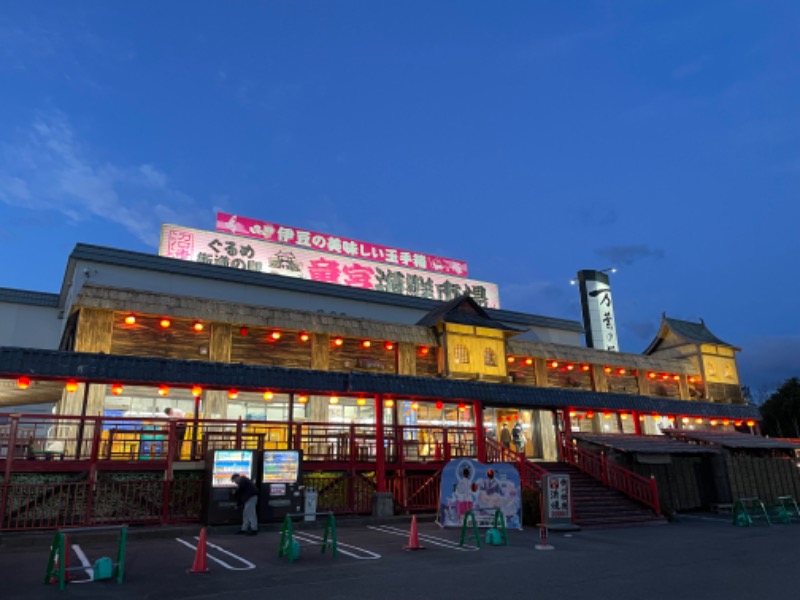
[[262, 450, 300, 484], [212, 450, 254, 488]]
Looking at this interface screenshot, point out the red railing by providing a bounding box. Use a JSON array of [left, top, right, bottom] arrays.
[[561, 439, 661, 516], [388, 471, 441, 512], [485, 437, 549, 489]]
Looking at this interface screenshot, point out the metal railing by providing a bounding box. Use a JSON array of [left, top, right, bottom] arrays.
[[484, 437, 549, 489], [560, 438, 661, 516]]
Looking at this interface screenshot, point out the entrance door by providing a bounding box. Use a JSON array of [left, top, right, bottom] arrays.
[[483, 408, 558, 461]]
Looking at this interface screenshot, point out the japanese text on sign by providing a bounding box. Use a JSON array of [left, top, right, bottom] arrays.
[[216, 212, 469, 277]]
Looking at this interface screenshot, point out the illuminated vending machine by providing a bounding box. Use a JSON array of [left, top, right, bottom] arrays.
[[203, 449, 257, 525], [258, 449, 304, 523]]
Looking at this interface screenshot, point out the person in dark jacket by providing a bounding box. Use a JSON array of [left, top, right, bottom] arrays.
[[231, 473, 259, 535]]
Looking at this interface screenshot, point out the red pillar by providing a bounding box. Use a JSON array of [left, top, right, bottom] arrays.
[[374, 394, 386, 493], [474, 401, 486, 462], [633, 411, 643, 435]]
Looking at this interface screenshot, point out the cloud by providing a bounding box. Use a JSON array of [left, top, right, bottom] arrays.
[[595, 244, 664, 266], [0, 110, 207, 247]]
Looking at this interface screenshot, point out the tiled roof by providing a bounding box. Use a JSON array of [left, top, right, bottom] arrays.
[[0, 346, 760, 419], [662, 430, 799, 450], [67, 244, 584, 333], [665, 317, 733, 347], [0, 287, 60, 308], [572, 433, 719, 454]]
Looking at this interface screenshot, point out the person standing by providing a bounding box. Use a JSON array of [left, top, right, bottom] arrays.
[[512, 421, 526, 457], [231, 473, 259, 535], [164, 407, 187, 460], [499, 422, 512, 449]]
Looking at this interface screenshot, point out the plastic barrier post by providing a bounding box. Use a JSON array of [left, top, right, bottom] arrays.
[[321, 513, 337, 557], [459, 510, 481, 548]]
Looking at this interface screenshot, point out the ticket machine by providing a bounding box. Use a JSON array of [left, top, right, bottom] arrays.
[[203, 449, 257, 525], [258, 449, 304, 522]]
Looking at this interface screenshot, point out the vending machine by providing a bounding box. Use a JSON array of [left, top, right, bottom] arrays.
[[258, 449, 304, 523], [203, 449, 257, 525]]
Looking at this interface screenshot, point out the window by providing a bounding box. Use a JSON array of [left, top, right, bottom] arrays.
[[484, 348, 497, 366], [454, 344, 470, 364]]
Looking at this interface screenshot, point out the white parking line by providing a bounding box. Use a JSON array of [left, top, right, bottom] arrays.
[[174, 538, 256, 570], [367, 525, 479, 551], [293, 532, 381, 560]]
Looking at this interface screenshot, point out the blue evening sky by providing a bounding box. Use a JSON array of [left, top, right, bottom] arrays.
[[0, 2, 798, 396]]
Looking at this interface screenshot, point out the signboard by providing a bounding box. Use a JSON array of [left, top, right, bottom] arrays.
[[160, 224, 500, 308], [437, 459, 521, 529], [211, 450, 254, 488], [577, 269, 619, 351], [217, 211, 469, 277], [262, 450, 301, 484], [541, 473, 573, 528]]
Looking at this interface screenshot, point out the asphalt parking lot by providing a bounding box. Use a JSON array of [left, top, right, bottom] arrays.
[[2, 513, 799, 600]]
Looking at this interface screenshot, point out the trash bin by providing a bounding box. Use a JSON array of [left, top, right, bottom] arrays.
[[304, 488, 318, 521]]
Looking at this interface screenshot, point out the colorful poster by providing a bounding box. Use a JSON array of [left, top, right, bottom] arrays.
[[216, 211, 469, 277], [211, 450, 254, 488], [262, 450, 300, 483], [159, 224, 500, 308], [437, 459, 522, 529]]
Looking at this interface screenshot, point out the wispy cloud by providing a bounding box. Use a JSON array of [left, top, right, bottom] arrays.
[[0, 110, 207, 247], [595, 244, 664, 266]]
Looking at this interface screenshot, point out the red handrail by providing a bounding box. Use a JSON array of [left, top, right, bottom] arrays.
[[561, 439, 660, 516], [485, 437, 549, 489]]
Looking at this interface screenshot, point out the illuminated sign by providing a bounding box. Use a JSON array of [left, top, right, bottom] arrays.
[[262, 450, 301, 484], [216, 212, 469, 277], [576, 270, 619, 352], [159, 224, 500, 308], [211, 450, 254, 488]]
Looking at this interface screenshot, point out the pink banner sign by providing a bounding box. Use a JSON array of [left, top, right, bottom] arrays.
[[160, 225, 499, 308], [216, 212, 469, 277]]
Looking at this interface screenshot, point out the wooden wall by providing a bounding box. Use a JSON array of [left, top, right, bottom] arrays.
[[110, 312, 211, 360], [230, 326, 311, 369], [327, 337, 397, 374], [725, 454, 800, 503], [546, 364, 592, 390]]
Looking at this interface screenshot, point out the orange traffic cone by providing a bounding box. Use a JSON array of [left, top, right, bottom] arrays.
[[404, 515, 424, 551], [187, 528, 212, 574]]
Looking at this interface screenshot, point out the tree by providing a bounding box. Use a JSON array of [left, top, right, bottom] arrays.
[[759, 377, 800, 437]]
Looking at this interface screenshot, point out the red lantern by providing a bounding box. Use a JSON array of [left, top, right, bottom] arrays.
[[299, 332, 310, 342], [270, 331, 281, 341], [160, 318, 171, 329], [66, 379, 79, 393], [384, 341, 394, 351], [228, 389, 239, 399], [362, 340, 372, 348], [124, 314, 136, 325], [435, 401, 444, 410], [333, 337, 344, 346], [16, 377, 30, 390], [111, 383, 124, 396], [158, 385, 169, 396], [239, 327, 249, 336], [746, 420, 755, 427], [191, 386, 203, 397], [193, 321, 204, 332]]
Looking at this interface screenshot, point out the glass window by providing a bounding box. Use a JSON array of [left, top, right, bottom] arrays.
[[454, 344, 470, 365], [484, 348, 497, 366]]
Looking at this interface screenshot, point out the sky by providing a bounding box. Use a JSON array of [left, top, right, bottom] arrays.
[[0, 1, 798, 397]]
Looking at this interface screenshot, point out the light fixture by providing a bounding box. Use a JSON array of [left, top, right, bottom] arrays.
[[458, 403, 466, 411], [228, 389, 239, 399], [111, 383, 124, 396], [673, 374, 680, 381], [66, 379, 79, 393], [411, 402, 419, 411], [661, 374, 670, 380], [525, 358, 534, 366], [263, 391, 274, 401], [710, 419, 718, 426], [695, 417, 703, 424], [385, 399, 395, 408], [193, 321, 204, 332], [270, 331, 281, 341], [586, 411, 595, 418], [617, 368, 626, 375], [298, 394, 308, 404], [621, 413, 628, 420], [550, 361, 559, 368], [568, 411, 577, 418], [361, 340, 371, 348], [603, 366, 612, 374], [124, 314, 136, 325], [507, 355, 515, 364], [239, 327, 249, 336], [746, 420, 755, 427], [734, 420, 742, 427], [16, 377, 30, 390], [581, 364, 590, 371], [603, 411, 611, 419], [329, 396, 339, 405], [158, 385, 169, 396], [160, 318, 171, 329], [333, 337, 344, 347], [435, 401, 444, 410], [567, 364, 574, 371], [648, 372, 657, 379], [191, 386, 203, 397], [384, 341, 394, 351], [356, 397, 367, 406], [681, 417, 689, 424], [722, 419, 730, 426], [653, 414, 661, 421], [419, 346, 429, 356], [299, 332, 310, 342]]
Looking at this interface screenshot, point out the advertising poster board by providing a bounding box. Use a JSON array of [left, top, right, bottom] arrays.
[[437, 459, 522, 529]]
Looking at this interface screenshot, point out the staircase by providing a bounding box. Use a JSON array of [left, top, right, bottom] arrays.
[[537, 461, 667, 529]]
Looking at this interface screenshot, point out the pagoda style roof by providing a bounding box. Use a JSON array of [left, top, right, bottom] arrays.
[[643, 315, 740, 355], [415, 295, 526, 334]]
